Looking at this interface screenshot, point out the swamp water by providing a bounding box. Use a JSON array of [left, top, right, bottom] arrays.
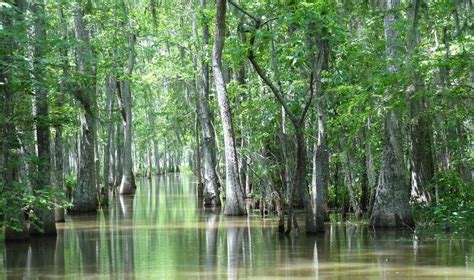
[[1, 174, 473, 279]]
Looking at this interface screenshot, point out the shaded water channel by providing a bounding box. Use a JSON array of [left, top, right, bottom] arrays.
[[1, 174, 473, 279]]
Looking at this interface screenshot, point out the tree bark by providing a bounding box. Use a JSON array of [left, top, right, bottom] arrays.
[[118, 31, 136, 195], [70, 2, 98, 212], [366, 117, 377, 216], [370, 0, 414, 228], [310, 30, 330, 231], [407, 0, 434, 204], [54, 7, 68, 223], [153, 141, 160, 175], [29, 0, 56, 236], [195, 0, 221, 207], [103, 74, 116, 204], [114, 121, 123, 188], [213, 0, 245, 215]]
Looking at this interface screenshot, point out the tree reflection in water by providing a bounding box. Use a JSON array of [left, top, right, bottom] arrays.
[[1, 174, 473, 279]]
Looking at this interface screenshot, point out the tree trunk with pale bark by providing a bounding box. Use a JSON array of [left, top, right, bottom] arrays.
[[213, 0, 245, 215]]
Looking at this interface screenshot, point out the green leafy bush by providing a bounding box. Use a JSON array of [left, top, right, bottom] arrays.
[[414, 170, 474, 232]]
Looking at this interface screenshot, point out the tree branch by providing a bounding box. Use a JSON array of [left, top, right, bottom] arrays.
[[115, 80, 126, 121], [248, 55, 298, 125], [228, 0, 259, 23], [300, 72, 314, 124], [246, 20, 299, 125]]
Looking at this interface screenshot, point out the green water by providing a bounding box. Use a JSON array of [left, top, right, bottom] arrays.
[[1, 174, 473, 279]]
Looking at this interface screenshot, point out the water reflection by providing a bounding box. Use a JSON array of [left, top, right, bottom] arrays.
[[1, 174, 473, 279], [226, 218, 244, 279], [202, 209, 219, 275], [3, 235, 64, 279]]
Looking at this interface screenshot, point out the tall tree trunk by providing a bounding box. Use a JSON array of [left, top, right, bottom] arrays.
[[366, 117, 377, 216], [310, 32, 330, 231], [195, 0, 221, 207], [294, 125, 313, 233], [153, 141, 160, 175], [194, 112, 204, 196], [115, 121, 123, 188], [70, 2, 98, 212], [29, 0, 56, 236], [408, 0, 434, 204], [102, 74, 115, 204], [110, 120, 116, 188], [370, 0, 414, 228], [54, 7, 67, 223], [146, 145, 151, 178], [360, 152, 369, 214], [213, 0, 245, 215], [118, 32, 136, 195]]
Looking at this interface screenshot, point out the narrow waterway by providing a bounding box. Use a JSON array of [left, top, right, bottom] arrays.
[[1, 174, 473, 279]]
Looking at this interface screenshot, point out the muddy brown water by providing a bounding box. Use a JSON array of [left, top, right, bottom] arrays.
[[1, 174, 473, 279]]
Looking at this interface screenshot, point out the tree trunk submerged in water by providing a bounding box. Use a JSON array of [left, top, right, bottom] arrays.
[[102, 74, 116, 204], [407, 0, 434, 204], [213, 0, 246, 215], [70, 2, 98, 213], [54, 7, 68, 223], [196, 0, 221, 207], [310, 30, 330, 231], [118, 31, 136, 195], [192, 0, 221, 207], [29, 0, 56, 236], [73, 110, 98, 212], [370, 0, 414, 228]]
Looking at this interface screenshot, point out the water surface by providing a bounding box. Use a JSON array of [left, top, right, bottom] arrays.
[[1, 174, 473, 279]]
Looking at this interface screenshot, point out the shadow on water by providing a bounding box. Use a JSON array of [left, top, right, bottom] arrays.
[[1, 173, 474, 279]]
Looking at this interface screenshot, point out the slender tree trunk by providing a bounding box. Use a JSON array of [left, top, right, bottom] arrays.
[[278, 108, 289, 230], [194, 112, 204, 196], [408, 0, 434, 204], [54, 123, 65, 221], [213, 0, 245, 215], [153, 141, 160, 175], [195, 0, 221, 207], [360, 152, 369, 214], [102, 74, 115, 204], [110, 120, 116, 186], [29, 0, 56, 236], [54, 7, 67, 223], [366, 118, 377, 216], [310, 33, 330, 231], [370, 0, 414, 228], [118, 32, 136, 195], [163, 145, 168, 174], [146, 145, 152, 178], [343, 151, 362, 218], [115, 121, 123, 188]]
